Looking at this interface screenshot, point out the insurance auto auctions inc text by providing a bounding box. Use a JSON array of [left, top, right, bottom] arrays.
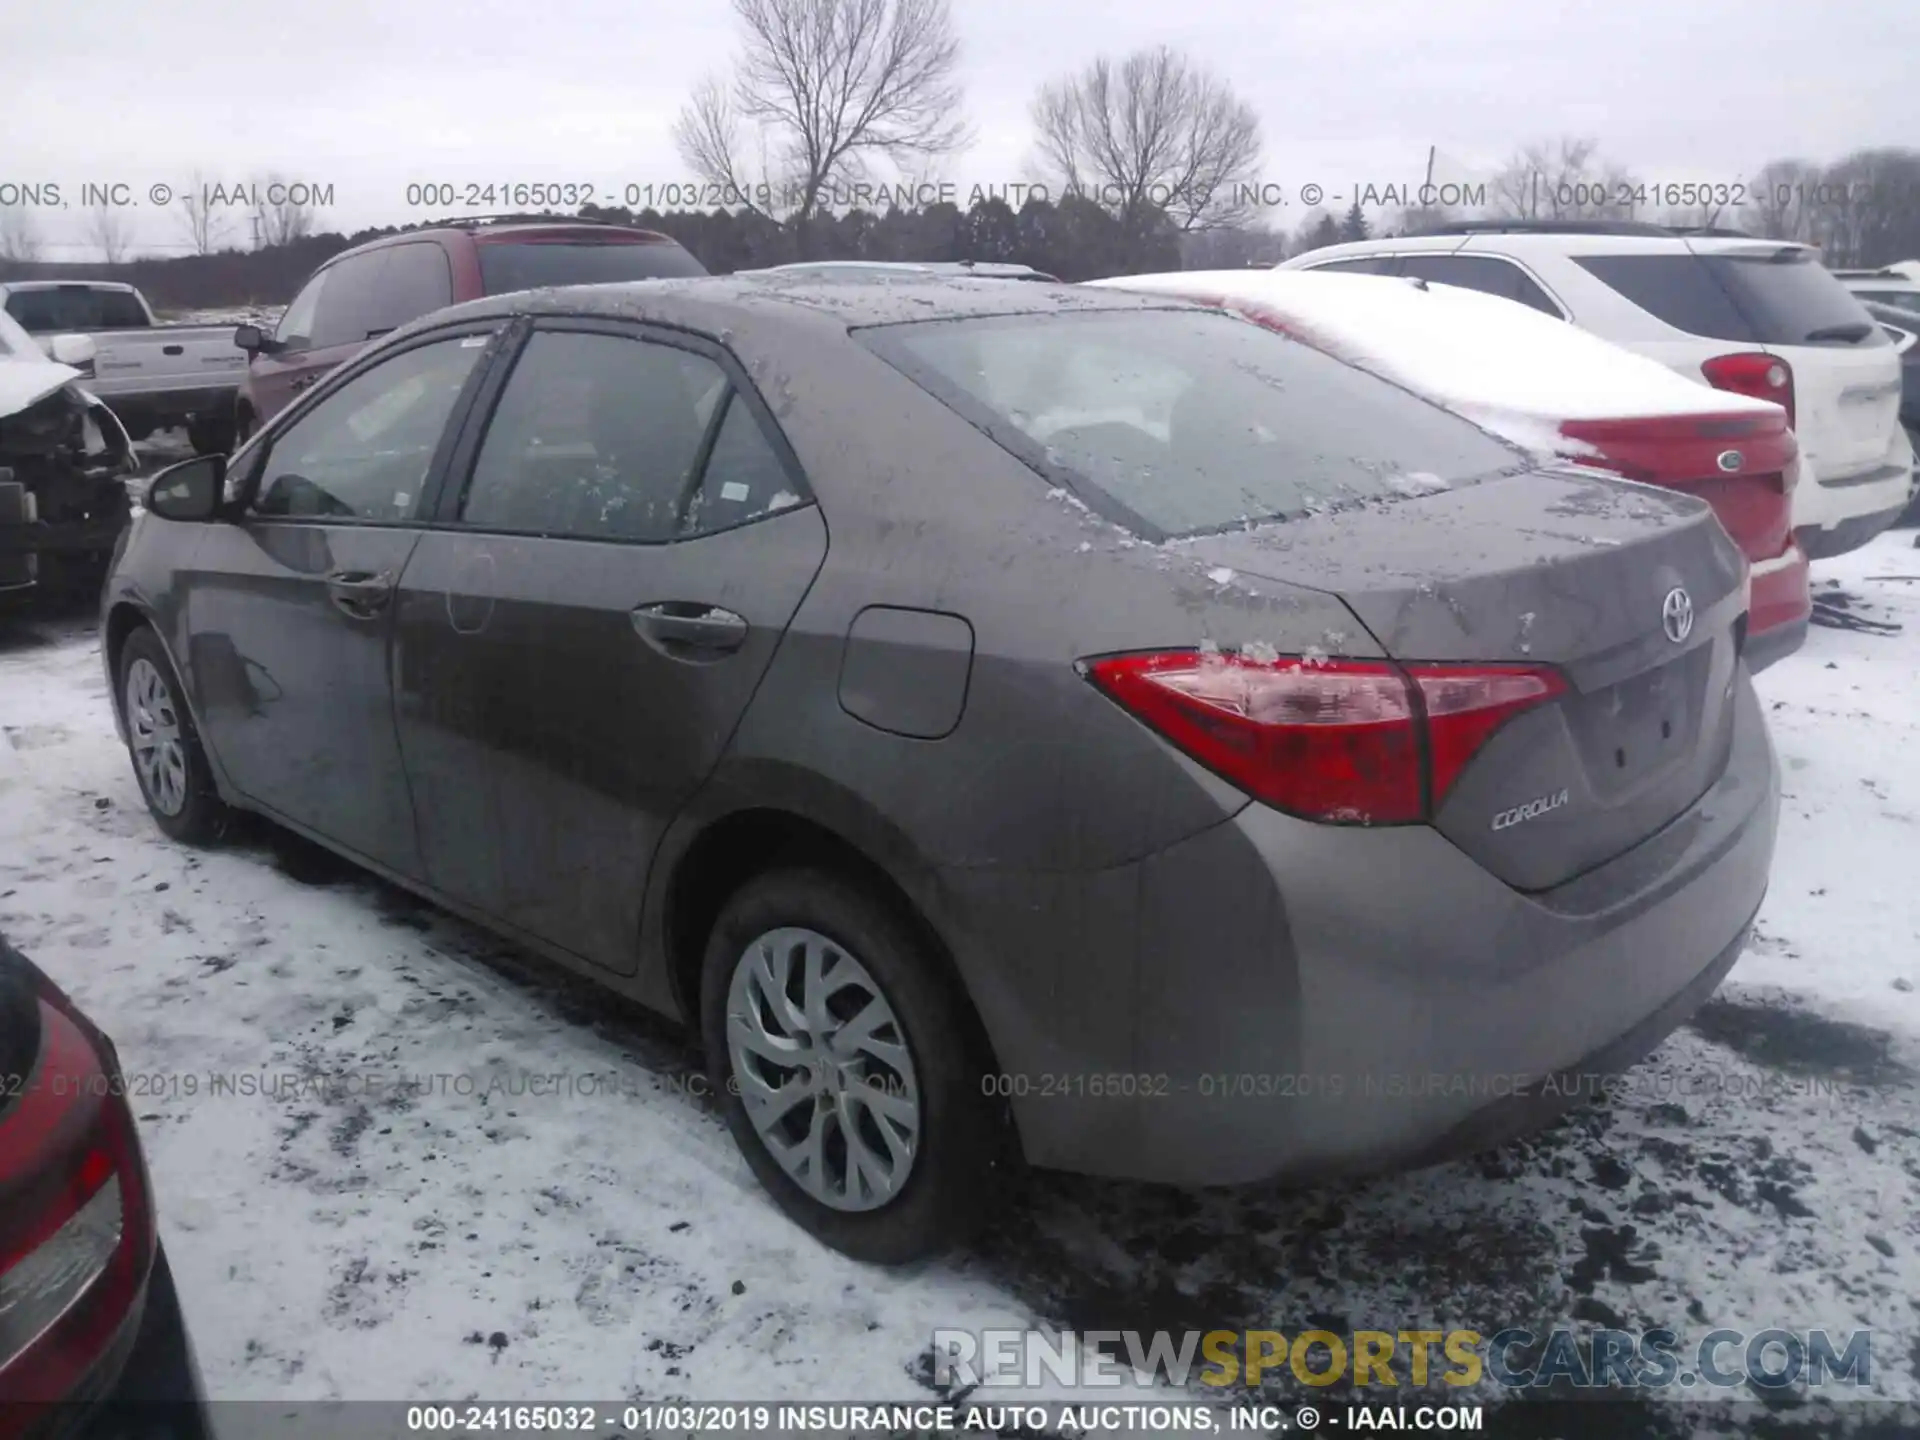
[[932, 1326, 1876, 1393]]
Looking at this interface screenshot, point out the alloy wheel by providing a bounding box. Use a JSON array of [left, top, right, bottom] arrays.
[[126, 657, 188, 817], [725, 926, 922, 1212]]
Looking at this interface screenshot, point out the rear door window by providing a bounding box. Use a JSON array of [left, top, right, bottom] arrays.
[[1398, 254, 1564, 316], [475, 239, 707, 294], [1576, 251, 1890, 348], [457, 330, 724, 540], [859, 308, 1525, 541], [1302, 256, 1400, 275]]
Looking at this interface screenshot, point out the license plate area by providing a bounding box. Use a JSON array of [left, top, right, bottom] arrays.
[[1564, 646, 1711, 799]]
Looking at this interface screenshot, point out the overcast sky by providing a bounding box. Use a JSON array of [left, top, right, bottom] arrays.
[[3, 0, 1915, 258]]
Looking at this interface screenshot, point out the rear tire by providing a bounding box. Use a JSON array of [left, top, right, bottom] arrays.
[[700, 867, 1003, 1263], [118, 627, 230, 845]]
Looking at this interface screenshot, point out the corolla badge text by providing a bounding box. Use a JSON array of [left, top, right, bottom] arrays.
[[1491, 788, 1570, 831]]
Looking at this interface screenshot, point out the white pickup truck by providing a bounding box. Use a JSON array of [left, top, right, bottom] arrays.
[[0, 280, 245, 454]]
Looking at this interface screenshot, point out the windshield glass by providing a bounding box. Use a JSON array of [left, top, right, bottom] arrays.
[[858, 307, 1525, 539]]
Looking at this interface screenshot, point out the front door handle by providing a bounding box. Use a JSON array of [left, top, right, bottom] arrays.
[[632, 602, 749, 656], [326, 570, 394, 618]]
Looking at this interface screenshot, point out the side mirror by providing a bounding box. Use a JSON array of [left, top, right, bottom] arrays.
[[145, 454, 226, 522], [233, 323, 273, 355], [49, 333, 97, 370]]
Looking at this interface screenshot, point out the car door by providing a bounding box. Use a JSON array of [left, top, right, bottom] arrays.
[[390, 319, 828, 973], [183, 323, 503, 876]]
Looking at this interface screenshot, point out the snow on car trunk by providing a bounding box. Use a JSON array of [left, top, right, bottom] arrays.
[[1088, 271, 1802, 569]]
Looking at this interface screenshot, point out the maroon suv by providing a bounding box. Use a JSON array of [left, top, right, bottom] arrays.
[[231, 218, 705, 441]]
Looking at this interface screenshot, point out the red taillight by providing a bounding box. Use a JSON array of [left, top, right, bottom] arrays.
[[0, 996, 154, 1416], [1701, 352, 1795, 430], [1083, 652, 1565, 824]]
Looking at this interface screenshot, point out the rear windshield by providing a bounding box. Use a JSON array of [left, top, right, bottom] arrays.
[[5, 286, 148, 331], [858, 308, 1526, 540], [477, 239, 707, 294], [1576, 251, 1890, 349]]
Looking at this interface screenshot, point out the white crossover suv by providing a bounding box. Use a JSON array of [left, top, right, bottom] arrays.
[[1279, 223, 1914, 558]]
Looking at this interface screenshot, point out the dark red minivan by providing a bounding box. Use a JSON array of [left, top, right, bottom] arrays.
[[231, 218, 705, 442]]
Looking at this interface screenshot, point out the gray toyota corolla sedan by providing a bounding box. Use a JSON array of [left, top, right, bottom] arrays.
[[100, 276, 1779, 1262]]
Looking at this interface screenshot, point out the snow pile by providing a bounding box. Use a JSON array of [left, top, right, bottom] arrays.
[[1089, 271, 1781, 455]]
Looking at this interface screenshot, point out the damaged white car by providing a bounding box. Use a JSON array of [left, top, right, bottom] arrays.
[[0, 308, 136, 602]]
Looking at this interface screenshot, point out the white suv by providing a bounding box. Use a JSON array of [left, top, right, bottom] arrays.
[[1278, 223, 1915, 558], [1832, 267, 1920, 320]]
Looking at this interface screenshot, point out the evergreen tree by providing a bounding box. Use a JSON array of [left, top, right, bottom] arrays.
[[1338, 200, 1371, 243]]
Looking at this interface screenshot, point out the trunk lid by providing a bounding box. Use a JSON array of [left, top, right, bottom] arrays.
[[1767, 338, 1904, 484], [1180, 468, 1749, 891], [1559, 409, 1797, 563]]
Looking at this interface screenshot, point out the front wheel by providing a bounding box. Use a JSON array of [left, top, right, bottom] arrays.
[[700, 868, 1003, 1263], [119, 627, 230, 844]]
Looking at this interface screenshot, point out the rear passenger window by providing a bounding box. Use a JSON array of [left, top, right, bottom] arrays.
[[1304, 257, 1399, 275], [684, 395, 804, 534], [1397, 255, 1564, 317], [459, 330, 727, 541]]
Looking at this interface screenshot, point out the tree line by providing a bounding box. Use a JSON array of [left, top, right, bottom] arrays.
[[2, 0, 1916, 308]]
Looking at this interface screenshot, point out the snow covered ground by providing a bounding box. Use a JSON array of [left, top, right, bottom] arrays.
[[1, 529, 1917, 1434]]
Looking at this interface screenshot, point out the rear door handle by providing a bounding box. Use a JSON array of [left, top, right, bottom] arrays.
[[632, 602, 749, 656], [326, 570, 394, 618]]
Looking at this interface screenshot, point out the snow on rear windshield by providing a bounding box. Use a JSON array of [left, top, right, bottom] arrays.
[[860, 308, 1525, 539], [477, 240, 709, 294]]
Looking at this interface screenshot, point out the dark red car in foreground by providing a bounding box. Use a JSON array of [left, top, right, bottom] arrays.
[[0, 935, 208, 1439], [231, 216, 706, 442]]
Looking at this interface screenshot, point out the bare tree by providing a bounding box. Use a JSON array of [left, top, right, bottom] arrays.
[[1030, 46, 1262, 234], [1491, 137, 1640, 221], [0, 206, 38, 262], [674, 0, 970, 229], [88, 200, 133, 264], [176, 170, 226, 255], [250, 172, 317, 249], [1741, 158, 1820, 242]]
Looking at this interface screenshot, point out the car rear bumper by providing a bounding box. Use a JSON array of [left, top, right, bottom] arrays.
[[1746, 543, 1811, 671], [954, 674, 1778, 1186], [1793, 439, 1914, 556], [50, 1243, 212, 1440], [1796, 498, 1909, 560]]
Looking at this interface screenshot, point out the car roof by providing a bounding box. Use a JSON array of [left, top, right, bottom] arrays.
[[393, 272, 1192, 343], [765, 260, 1057, 279], [324, 219, 686, 266], [1287, 231, 1818, 262]]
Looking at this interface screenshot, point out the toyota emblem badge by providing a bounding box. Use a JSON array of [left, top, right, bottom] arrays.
[[1662, 587, 1694, 644]]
